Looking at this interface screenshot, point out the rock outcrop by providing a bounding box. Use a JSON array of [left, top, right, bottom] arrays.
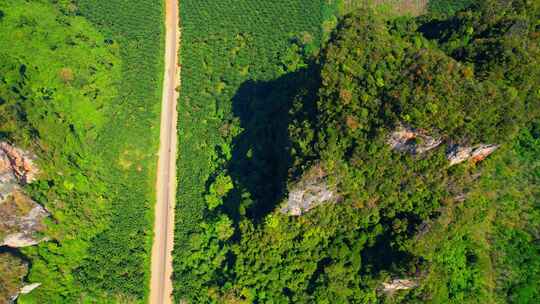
[[0, 251, 28, 303], [281, 165, 338, 216], [19, 283, 41, 295], [387, 124, 442, 155], [387, 124, 499, 166], [381, 278, 417, 293], [0, 142, 48, 248], [0, 142, 39, 186], [10, 283, 42, 302], [7, 283, 42, 303], [1, 191, 49, 247], [447, 144, 500, 166]]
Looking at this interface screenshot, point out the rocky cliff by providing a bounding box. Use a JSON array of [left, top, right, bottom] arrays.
[[0, 142, 48, 248], [0, 191, 49, 248], [381, 278, 417, 293], [446, 143, 500, 166], [387, 124, 443, 155], [387, 124, 499, 165], [281, 165, 339, 216], [0, 142, 39, 186], [0, 142, 46, 302], [0, 251, 28, 304]]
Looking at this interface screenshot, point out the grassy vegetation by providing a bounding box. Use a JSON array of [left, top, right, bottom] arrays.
[[72, 0, 164, 300], [331, 0, 429, 16], [0, 0, 163, 302], [336, 0, 473, 16]]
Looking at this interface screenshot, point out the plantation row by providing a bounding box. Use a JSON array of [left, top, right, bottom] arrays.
[[72, 0, 164, 300]]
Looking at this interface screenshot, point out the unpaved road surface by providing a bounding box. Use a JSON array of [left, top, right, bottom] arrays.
[[150, 0, 179, 303]]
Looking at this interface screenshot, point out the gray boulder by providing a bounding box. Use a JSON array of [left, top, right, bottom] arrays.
[[447, 144, 500, 166], [281, 165, 339, 216], [387, 124, 442, 155], [381, 278, 417, 293]]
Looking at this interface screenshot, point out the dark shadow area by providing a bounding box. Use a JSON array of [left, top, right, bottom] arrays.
[[361, 212, 425, 276], [530, 120, 540, 139], [0, 246, 30, 263], [361, 230, 415, 275], [224, 64, 320, 224], [0, 131, 10, 141], [0, 246, 33, 281], [306, 257, 333, 294], [417, 17, 461, 43]]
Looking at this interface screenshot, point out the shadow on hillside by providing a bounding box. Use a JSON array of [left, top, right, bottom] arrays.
[[223, 65, 319, 224], [0, 246, 32, 278]]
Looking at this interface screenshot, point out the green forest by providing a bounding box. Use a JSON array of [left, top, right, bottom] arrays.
[[0, 0, 163, 302], [174, 0, 540, 303], [173, 0, 326, 301], [1, 0, 539, 303]]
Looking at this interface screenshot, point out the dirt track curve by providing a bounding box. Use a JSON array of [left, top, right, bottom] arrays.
[[149, 0, 179, 302]]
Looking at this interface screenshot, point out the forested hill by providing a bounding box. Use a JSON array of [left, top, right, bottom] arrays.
[[1, 0, 539, 303], [175, 0, 540, 303], [291, 1, 539, 302]]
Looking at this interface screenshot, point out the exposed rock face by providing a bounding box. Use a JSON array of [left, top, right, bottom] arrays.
[[387, 124, 442, 155], [0, 142, 48, 248], [1, 191, 49, 247], [0, 251, 28, 303], [387, 124, 499, 166], [447, 144, 500, 166], [8, 283, 42, 303], [282, 165, 338, 216], [18, 283, 41, 296], [381, 278, 417, 293], [0, 142, 39, 186]]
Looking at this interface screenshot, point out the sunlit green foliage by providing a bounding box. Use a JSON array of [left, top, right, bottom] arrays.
[[73, 0, 164, 299], [0, 0, 163, 302], [406, 121, 540, 303]]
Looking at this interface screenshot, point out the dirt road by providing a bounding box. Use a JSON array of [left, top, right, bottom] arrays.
[[149, 0, 180, 303]]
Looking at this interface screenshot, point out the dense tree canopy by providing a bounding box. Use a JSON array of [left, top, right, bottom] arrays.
[[175, 1, 540, 303], [1, 0, 538, 303]]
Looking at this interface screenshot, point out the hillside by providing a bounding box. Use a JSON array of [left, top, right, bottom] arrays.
[[174, 0, 539, 302], [0, 0, 163, 302], [0, 0, 538, 303]]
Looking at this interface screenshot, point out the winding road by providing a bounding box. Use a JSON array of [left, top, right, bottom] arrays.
[[149, 0, 180, 303]]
